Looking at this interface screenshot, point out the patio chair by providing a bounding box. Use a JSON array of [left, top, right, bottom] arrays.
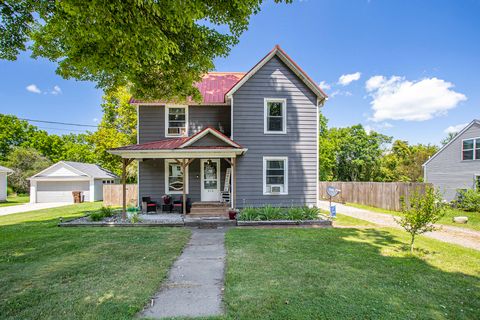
[[173, 196, 191, 214], [141, 197, 157, 213]]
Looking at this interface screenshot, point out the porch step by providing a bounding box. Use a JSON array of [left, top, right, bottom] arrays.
[[191, 202, 228, 208], [189, 207, 228, 216]]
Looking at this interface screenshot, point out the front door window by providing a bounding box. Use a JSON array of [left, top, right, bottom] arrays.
[[201, 159, 220, 201]]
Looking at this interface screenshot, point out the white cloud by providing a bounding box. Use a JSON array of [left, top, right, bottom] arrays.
[[444, 123, 468, 134], [366, 75, 467, 122], [318, 81, 331, 91], [26, 84, 41, 94], [51, 85, 62, 95], [338, 72, 361, 86]]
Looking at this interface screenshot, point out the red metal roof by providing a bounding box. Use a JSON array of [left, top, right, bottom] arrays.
[[195, 72, 245, 104], [129, 72, 245, 105], [111, 127, 242, 151]]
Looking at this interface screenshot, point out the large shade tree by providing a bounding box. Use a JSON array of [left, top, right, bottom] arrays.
[[1, 0, 290, 100]]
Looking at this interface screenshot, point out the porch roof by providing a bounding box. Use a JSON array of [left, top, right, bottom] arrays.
[[108, 127, 247, 159]]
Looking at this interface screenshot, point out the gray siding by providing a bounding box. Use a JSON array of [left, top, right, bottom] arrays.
[[139, 159, 229, 205], [232, 56, 318, 208], [138, 105, 230, 143], [425, 122, 480, 201]]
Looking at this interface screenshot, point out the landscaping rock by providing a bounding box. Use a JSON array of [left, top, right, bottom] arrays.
[[453, 216, 469, 224]]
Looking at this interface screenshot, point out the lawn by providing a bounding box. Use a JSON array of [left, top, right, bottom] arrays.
[[225, 227, 480, 319], [347, 202, 480, 231], [0, 202, 190, 320], [0, 195, 29, 207]]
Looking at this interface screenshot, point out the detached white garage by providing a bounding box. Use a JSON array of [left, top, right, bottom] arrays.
[[29, 161, 118, 203]]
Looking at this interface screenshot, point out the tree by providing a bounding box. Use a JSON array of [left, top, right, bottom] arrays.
[[334, 125, 391, 181], [89, 87, 137, 180], [0, 114, 36, 159], [441, 132, 458, 146], [396, 187, 445, 253], [1, 0, 290, 100], [379, 140, 438, 182], [2, 146, 51, 194]]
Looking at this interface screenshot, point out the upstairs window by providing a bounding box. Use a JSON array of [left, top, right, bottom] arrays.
[[263, 156, 288, 195], [264, 98, 286, 134], [462, 138, 480, 160], [165, 105, 188, 137]]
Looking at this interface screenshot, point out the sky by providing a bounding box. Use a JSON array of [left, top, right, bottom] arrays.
[[0, 0, 479, 145]]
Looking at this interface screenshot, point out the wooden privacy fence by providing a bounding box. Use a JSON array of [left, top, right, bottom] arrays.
[[318, 182, 432, 211], [103, 184, 138, 207]]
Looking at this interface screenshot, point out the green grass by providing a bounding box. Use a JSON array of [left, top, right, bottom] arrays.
[[347, 202, 480, 231], [0, 202, 191, 320], [0, 195, 29, 207], [224, 227, 480, 319], [333, 213, 376, 227]]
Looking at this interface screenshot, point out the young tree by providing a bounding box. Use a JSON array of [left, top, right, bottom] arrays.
[[2, 147, 51, 194], [89, 87, 137, 180], [1, 0, 290, 100], [396, 187, 445, 254]]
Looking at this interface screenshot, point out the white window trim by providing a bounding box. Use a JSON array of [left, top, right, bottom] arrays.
[[461, 137, 480, 161], [264, 98, 287, 134], [165, 105, 189, 138], [263, 156, 288, 195], [164, 159, 189, 194]]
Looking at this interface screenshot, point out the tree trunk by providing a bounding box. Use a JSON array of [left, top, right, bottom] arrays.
[[410, 234, 415, 254]]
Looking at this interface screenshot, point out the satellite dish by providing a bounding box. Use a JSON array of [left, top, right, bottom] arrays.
[[326, 186, 340, 197]]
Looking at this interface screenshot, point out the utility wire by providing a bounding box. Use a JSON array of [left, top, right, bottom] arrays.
[[36, 126, 90, 133], [19, 118, 98, 128]]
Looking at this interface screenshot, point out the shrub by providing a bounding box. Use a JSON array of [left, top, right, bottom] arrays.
[[258, 205, 284, 220], [99, 206, 115, 217], [456, 189, 480, 212], [89, 212, 105, 221], [238, 207, 260, 221], [301, 206, 320, 220], [286, 207, 304, 220]]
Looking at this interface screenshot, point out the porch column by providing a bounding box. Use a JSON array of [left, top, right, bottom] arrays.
[[121, 158, 134, 222], [175, 158, 193, 215], [231, 157, 236, 208]]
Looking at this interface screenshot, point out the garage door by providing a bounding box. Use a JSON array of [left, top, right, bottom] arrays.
[[36, 181, 90, 203]]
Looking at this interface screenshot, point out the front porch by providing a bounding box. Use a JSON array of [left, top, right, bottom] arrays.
[[108, 127, 247, 218]]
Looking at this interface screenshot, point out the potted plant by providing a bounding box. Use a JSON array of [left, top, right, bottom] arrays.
[[228, 208, 238, 220], [162, 194, 172, 205]]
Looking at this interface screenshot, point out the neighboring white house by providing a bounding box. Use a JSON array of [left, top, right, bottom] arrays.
[[0, 165, 14, 202], [29, 161, 118, 203], [423, 119, 480, 201]]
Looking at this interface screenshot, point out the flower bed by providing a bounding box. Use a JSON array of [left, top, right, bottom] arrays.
[[236, 205, 332, 227], [237, 205, 328, 221]]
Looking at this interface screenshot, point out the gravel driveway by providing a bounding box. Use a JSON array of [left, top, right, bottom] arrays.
[[318, 200, 480, 251], [0, 202, 70, 217]]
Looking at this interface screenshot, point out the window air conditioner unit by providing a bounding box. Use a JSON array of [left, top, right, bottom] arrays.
[[270, 185, 283, 194]]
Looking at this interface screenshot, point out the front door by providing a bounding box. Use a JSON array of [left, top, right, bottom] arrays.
[[201, 159, 220, 201]]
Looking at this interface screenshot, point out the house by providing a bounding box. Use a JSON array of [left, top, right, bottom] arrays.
[[423, 120, 480, 201], [29, 161, 118, 203], [0, 165, 13, 202], [109, 45, 327, 213]]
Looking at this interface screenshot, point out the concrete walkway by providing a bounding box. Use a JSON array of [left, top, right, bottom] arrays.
[[140, 227, 226, 319], [0, 202, 69, 217], [318, 200, 480, 251]]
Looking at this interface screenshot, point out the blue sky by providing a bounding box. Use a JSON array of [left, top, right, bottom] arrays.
[[1, 0, 479, 144]]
